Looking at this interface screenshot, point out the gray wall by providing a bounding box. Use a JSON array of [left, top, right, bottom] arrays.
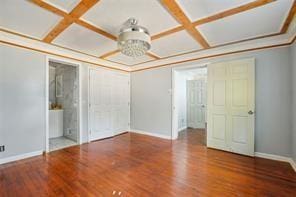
[[291, 43, 296, 162], [0, 44, 94, 159], [0, 43, 295, 160], [0, 44, 46, 158], [131, 46, 293, 157]]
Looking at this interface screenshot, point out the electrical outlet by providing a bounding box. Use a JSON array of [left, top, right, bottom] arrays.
[[0, 145, 5, 152]]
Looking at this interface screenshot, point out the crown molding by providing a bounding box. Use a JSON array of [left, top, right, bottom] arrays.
[[0, 28, 131, 72], [1, 16, 296, 73], [130, 16, 296, 72]]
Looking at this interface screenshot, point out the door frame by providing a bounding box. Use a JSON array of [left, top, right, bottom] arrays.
[[171, 63, 207, 140], [45, 55, 82, 152], [87, 66, 131, 142]]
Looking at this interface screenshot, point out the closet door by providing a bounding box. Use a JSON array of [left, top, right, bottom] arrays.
[[207, 59, 255, 156], [89, 68, 130, 141]]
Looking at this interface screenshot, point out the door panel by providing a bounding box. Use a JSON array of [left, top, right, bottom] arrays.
[[187, 79, 206, 129], [228, 59, 255, 156], [207, 63, 228, 150], [89, 69, 130, 141], [207, 59, 255, 156]]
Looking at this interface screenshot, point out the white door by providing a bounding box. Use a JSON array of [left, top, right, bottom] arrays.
[[187, 80, 206, 129], [89, 68, 130, 141], [207, 58, 255, 156]]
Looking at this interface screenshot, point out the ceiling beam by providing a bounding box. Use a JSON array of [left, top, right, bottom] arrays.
[[151, 26, 184, 40], [30, 0, 68, 17], [147, 52, 161, 59], [281, 0, 296, 33], [43, 0, 99, 43], [193, 0, 276, 26], [99, 49, 120, 59], [160, 0, 210, 48], [43, 18, 73, 43], [31, 0, 103, 43], [76, 20, 117, 41]]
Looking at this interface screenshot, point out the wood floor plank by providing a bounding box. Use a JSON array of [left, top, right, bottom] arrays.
[[0, 129, 295, 196]]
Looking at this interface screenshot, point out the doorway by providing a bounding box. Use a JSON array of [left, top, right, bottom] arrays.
[[172, 66, 207, 144], [172, 58, 255, 156], [45, 57, 82, 152]]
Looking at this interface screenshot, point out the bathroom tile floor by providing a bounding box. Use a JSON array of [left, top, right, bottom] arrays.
[[49, 136, 77, 151]]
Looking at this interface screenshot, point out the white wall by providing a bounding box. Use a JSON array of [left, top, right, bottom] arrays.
[[131, 46, 293, 157], [291, 43, 296, 162]]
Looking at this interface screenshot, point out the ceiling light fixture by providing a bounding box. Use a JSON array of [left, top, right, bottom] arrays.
[[118, 18, 151, 57]]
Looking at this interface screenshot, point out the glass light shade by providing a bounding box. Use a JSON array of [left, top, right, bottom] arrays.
[[118, 19, 151, 57], [118, 39, 150, 57]]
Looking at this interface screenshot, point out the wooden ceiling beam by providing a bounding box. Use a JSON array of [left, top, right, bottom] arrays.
[[146, 52, 161, 59], [160, 0, 210, 48], [193, 0, 276, 26], [30, 0, 69, 18], [76, 20, 117, 41], [30, 0, 105, 43], [43, 0, 99, 43], [281, 0, 296, 33], [100, 50, 120, 59], [151, 26, 184, 40], [43, 18, 73, 43]]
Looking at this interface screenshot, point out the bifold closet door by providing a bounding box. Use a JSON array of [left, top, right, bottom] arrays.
[[207, 59, 255, 156], [89, 68, 130, 141]]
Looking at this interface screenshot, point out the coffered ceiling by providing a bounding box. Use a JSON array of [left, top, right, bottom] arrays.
[[0, 0, 295, 67]]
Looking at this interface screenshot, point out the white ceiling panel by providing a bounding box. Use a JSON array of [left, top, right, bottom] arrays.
[[198, 0, 293, 46], [81, 0, 180, 36], [176, 0, 253, 22], [43, 0, 81, 13], [53, 24, 117, 56], [107, 53, 154, 65], [0, 0, 62, 39], [151, 30, 203, 57]]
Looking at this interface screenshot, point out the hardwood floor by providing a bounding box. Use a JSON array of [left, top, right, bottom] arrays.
[[0, 129, 295, 196]]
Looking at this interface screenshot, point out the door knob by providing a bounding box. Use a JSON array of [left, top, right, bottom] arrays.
[[248, 110, 254, 115]]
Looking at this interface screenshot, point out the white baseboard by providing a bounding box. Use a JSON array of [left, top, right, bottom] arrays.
[[255, 152, 296, 172], [178, 126, 187, 132], [129, 130, 171, 140], [0, 150, 43, 165]]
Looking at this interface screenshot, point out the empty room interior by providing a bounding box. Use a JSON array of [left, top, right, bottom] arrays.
[[1, 0, 296, 196]]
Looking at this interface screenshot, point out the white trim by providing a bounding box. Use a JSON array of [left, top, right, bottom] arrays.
[[87, 66, 131, 142], [129, 130, 171, 140], [255, 152, 296, 172], [171, 64, 207, 140], [0, 28, 130, 71], [0, 150, 43, 165], [290, 159, 296, 172], [45, 56, 83, 152], [178, 126, 187, 132]]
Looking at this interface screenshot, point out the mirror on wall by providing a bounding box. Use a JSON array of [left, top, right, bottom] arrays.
[[56, 75, 63, 97]]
